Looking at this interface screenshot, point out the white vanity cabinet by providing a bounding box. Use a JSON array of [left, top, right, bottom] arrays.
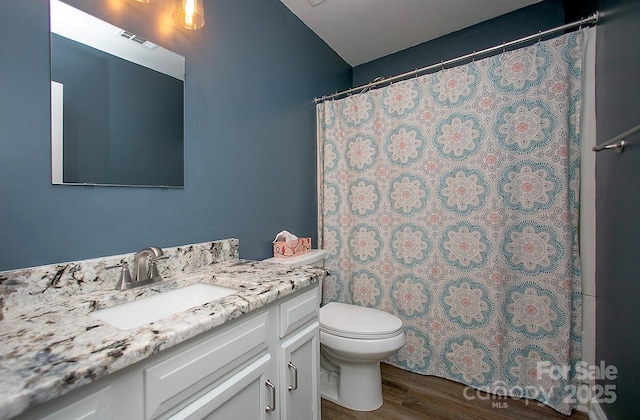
[[158, 285, 321, 420], [278, 288, 321, 420], [14, 283, 320, 420]]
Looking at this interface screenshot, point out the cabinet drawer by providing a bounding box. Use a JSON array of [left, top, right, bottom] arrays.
[[145, 312, 269, 419], [40, 386, 111, 420], [167, 354, 271, 420], [279, 287, 319, 338]]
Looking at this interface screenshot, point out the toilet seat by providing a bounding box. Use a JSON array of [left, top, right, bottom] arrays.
[[320, 302, 403, 340]]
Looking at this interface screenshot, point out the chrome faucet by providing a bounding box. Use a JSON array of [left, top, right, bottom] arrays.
[[133, 246, 166, 283], [107, 246, 168, 291]]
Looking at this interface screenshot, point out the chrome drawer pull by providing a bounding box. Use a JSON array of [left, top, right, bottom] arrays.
[[287, 362, 298, 391], [265, 379, 276, 412]]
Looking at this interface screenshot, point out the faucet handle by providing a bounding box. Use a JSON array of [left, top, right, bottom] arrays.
[[148, 255, 169, 279], [106, 261, 134, 290]]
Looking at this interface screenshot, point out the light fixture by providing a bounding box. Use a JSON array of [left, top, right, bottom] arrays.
[[174, 0, 205, 30]]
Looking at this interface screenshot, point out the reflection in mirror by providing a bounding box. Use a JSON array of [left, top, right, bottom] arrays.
[[50, 0, 185, 187]]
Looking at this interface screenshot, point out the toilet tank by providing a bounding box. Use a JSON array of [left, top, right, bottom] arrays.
[[263, 249, 327, 267]]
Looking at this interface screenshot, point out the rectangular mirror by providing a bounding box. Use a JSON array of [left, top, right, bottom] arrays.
[[50, 0, 185, 188]]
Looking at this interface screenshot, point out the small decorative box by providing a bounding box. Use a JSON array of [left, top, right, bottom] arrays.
[[273, 237, 311, 258]]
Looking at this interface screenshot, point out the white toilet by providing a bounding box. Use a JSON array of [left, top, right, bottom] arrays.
[[264, 249, 405, 411]]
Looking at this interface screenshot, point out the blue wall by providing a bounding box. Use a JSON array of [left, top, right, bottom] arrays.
[[352, 0, 564, 87], [595, 0, 640, 418], [0, 0, 351, 270]]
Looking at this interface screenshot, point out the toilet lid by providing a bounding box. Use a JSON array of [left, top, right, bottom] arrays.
[[320, 302, 403, 339]]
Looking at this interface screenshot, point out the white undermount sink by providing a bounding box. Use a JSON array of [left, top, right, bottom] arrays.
[[91, 283, 238, 330]]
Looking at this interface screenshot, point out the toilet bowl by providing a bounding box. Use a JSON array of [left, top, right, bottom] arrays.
[[264, 249, 405, 411], [319, 302, 405, 411]]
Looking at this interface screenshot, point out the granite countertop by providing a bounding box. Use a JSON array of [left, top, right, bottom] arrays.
[[0, 259, 325, 419]]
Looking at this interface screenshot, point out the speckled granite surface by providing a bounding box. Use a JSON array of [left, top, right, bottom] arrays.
[[0, 239, 325, 419]]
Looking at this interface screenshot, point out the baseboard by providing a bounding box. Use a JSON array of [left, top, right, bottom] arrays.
[[587, 401, 608, 420]]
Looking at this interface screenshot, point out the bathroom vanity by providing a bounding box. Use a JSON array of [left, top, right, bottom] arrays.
[[0, 239, 324, 419]]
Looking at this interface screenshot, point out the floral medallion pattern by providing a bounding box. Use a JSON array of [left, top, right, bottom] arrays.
[[502, 222, 563, 275], [321, 271, 343, 306], [391, 223, 432, 266], [323, 182, 341, 216], [390, 327, 433, 373], [389, 173, 430, 215], [489, 45, 551, 92], [323, 226, 342, 259], [437, 167, 489, 214], [350, 270, 383, 307], [440, 222, 491, 271], [349, 178, 380, 217], [499, 161, 560, 213], [442, 335, 496, 387], [434, 113, 484, 160], [346, 134, 378, 171], [562, 33, 584, 79], [429, 64, 479, 106], [318, 31, 585, 415], [385, 124, 426, 166], [381, 80, 421, 117], [505, 345, 565, 406], [494, 100, 556, 153], [441, 277, 493, 328], [323, 139, 339, 172], [349, 224, 382, 263], [342, 94, 373, 127], [391, 274, 432, 319], [321, 102, 336, 128], [503, 282, 565, 338]]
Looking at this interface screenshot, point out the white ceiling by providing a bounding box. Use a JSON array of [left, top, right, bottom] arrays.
[[279, 0, 542, 67]]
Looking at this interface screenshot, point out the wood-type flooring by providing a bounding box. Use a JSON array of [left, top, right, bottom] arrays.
[[321, 363, 590, 420]]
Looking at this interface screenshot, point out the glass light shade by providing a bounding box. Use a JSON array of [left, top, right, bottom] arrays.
[[174, 0, 205, 30]]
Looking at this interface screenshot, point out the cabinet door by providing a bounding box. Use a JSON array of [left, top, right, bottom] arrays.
[[279, 323, 320, 420], [167, 354, 274, 420]]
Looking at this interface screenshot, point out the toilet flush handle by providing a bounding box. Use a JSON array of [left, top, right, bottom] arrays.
[[287, 361, 298, 391]]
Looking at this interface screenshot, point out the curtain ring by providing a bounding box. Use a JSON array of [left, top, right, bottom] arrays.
[[499, 42, 507, 63]]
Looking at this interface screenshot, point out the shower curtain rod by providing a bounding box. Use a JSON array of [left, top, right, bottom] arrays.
[[314, 13, 598, 104]]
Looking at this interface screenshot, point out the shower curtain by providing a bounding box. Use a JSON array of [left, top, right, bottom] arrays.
[[317, 31, 587, 414]]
